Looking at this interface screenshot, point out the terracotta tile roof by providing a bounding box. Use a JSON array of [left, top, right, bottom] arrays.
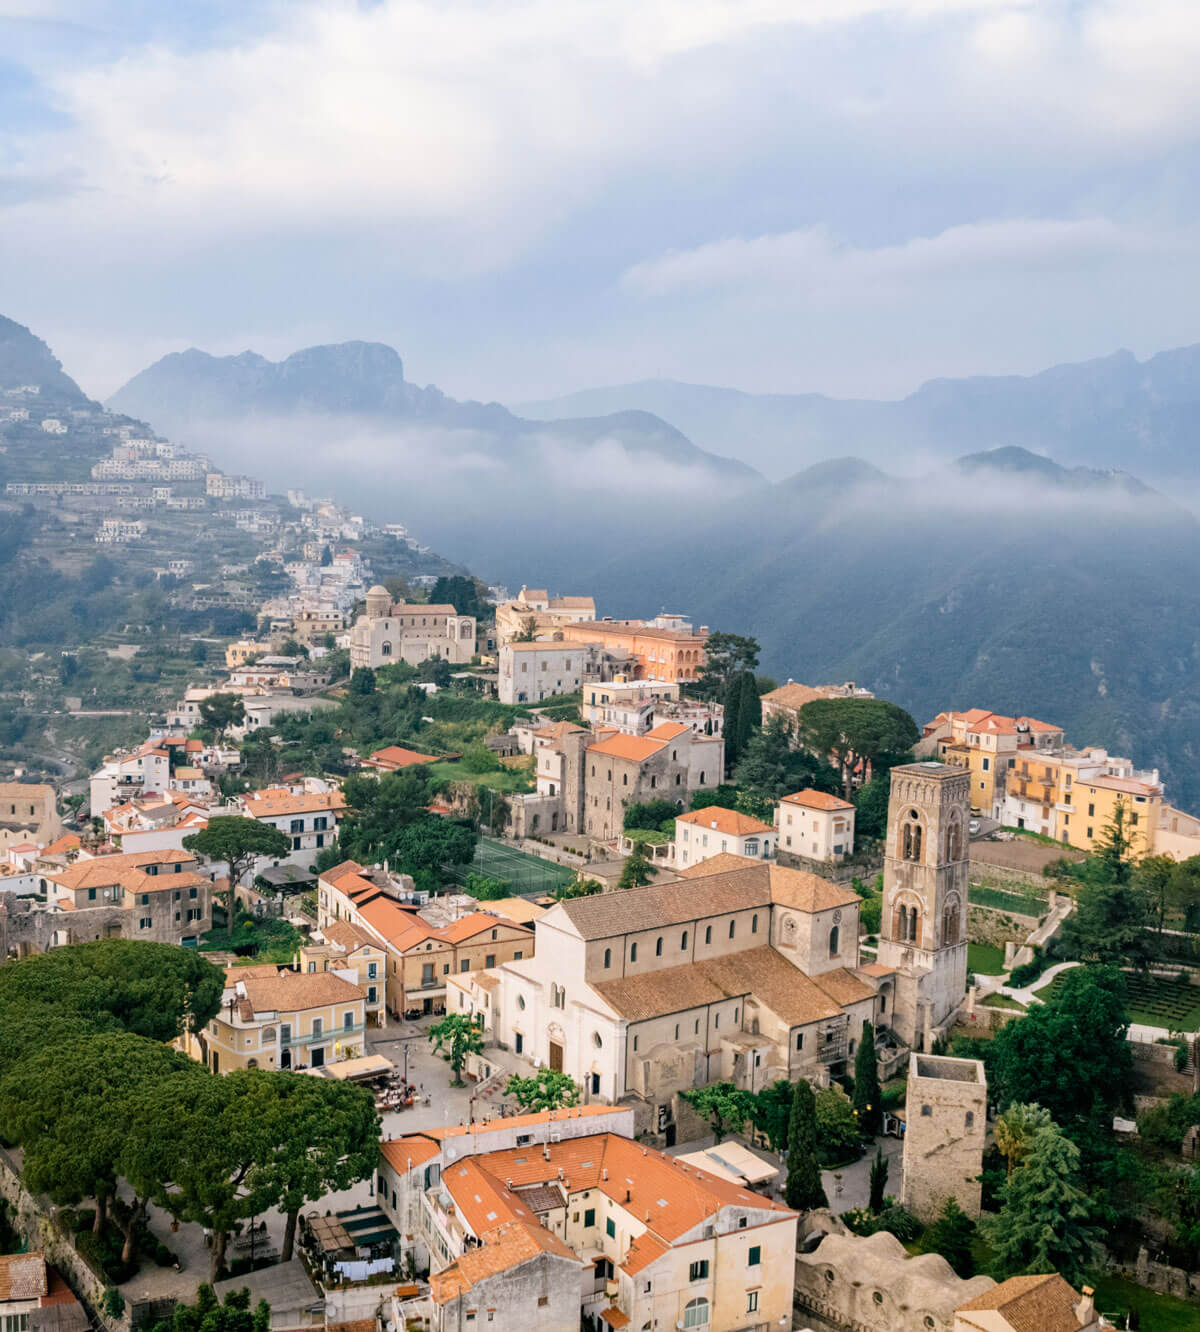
[[241, 788, 346, 819], [319, 919, 378, 952], [955, 1273, 1087, 1332], [858, 962, 896, 977], [428, 1106, 617, 1140], [235, 970, 364, 1014], [322, 860, 366, 883], [550, 596, 594, 610], [532, 721, 586, 739], [48, 850, 198, 891], [443, 1158, 535, 1235], [124, 870, 210, 896], [380, 1136, 442, 1173], [768, 864, 861, 913], [586, 734, 667, 763], [676, 807, 773, 836], [619, 1231, 669, 1275], [760, 682, 836, 710], [780, 789, 854, 812], [676, 852, 759, 878], [553, 865, 772, 939], [0, 1253, 46, 1301], [438, 912, 531, 945], [600, 1307, 630, 1328], [645, 722, 690, 741], [593, 946, 847, 1027], [1015, 716, 1061, 733], [812, 966, 875, 1008], [41, 834, 80, 856], [429, 1220, 579, 1303], [366, 745, 443, 769], [519, 589, 549, 602]]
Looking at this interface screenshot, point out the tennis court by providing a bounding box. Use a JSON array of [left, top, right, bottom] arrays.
[[469, 837, 575, 896]]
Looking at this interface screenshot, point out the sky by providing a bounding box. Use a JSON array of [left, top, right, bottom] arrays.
[[4, 0, 1200, 404]]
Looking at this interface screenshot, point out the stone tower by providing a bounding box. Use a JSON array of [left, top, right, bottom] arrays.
[[364, 584, 391, 619], [901, 1052, 987, 1222], [875, 761, 970, 1048]]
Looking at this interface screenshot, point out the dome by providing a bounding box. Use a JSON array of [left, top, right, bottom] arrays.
[[368, 584, 389, 597]]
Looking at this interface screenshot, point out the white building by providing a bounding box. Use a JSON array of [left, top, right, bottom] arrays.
[[89, 740, 172, 816], [674, 806, 775, 869], [377, 1106, 797, 1332], [449, 861, 878, 1130], [499, 641, 589, 704], [776, 789, 857, 862]]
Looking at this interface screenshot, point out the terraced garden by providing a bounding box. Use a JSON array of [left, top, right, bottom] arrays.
[[1035, 968, 1200, 1032]]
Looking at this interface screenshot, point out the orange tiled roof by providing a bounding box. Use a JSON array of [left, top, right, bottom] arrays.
[[586, 733, 667, 763], [676, 807, 772, 836], [367, 745, 443, 769], [40, 833, 81, 856], [380, 1136, 442, 1173], [241, 788, 346, 819], [676, 852, 759, 878], [767, 864, 861, 914], [429, 1220, 579, 1303], [955, 1273, 1087, 1332], [780, 789, 854, 812], [0, 1253, 47, 1300], [48, 850, 198, 891], [645, 721, 690, 741], [234, 969, 364, 1015]]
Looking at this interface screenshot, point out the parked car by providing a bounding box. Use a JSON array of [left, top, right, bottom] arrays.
[[969, 818, 981, 835]]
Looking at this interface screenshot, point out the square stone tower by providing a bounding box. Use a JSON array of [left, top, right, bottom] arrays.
[[875, 761, 970, 1047], [901, 1053, 987, 1222]]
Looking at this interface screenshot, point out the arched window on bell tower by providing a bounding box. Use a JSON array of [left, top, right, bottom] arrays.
[[902, 810, 922, 861]]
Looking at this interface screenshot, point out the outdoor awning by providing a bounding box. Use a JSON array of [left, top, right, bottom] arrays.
[[677, 1142, 778, 1186], [320, 1054, 393, 1081], [306, 1214, 354, 1254]]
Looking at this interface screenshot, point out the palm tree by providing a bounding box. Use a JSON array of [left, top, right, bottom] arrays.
[[993, 1102, 1052, 1179]]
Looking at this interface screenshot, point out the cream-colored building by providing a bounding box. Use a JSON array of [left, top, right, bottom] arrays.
[[777, 788, 856, 862], [301, 921, 387, 1026], [376, 1106, 797, 1332], [674, 806, 774, 868], [759, 679, 874, 733], [494, 587, 596, 645], [0, 783, 60, 842], [499, 641, 590, 705], [349, 587, 476, 670], [448, 860, 879, 1141], [190, 966, 367, 1073]]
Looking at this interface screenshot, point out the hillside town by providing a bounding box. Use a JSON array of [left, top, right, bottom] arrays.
[[1, 509, 1200, 1332]]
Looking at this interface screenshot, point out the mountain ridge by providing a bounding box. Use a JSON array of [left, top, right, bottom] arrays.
[[516, 342, 1200, 484]]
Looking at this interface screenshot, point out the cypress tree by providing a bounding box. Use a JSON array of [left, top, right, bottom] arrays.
[[785, 1079, 827, 1212], [738, 670, 762, 736], [853, 1021, 883, 1137], [723, 673, 744, 771], [867, 1146, 888, 1212]]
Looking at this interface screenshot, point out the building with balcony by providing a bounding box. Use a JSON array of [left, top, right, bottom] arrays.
[[317, 861, 533, 1019], [557, 619, 708, 686], [237, 786, 347, 865], [446, 859, 879, 1145], [376, 1106, 797, 1332], [188, 967, 367, 1073]]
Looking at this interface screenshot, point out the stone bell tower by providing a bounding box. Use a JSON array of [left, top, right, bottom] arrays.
[[875, 761, 970, 1048]]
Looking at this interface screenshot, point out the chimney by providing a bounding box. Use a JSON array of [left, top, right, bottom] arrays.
[[625, 1189, 631, 1203], [543, 1145, 551, 1161], [1075, 1287, 1095, 1326], [602, 1168, 608, 1181]]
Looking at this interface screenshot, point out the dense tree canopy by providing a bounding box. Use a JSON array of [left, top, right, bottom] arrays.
[[987, 965, 1132, 1130], [198, 693, 246, 737], [0, 940, 223, 1048], [796, 698, 919, 797], [505, 1069, 580, 1113], [695, 632, 760, 700]]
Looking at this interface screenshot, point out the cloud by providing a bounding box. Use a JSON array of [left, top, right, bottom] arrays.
[[6, 0, 1200, 401]]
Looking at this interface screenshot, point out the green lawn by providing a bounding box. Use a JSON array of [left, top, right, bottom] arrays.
[[469, 837, 576, 896], [1091, 1273, 1200, 1331], [967, 942, 1006, 975], [982, 993, 1026, 1011], [1035, 969, 1200, 1032], [968, 884, 1047, 916], [428, 760, 534, 793]]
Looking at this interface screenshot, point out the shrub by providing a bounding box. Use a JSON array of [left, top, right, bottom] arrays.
[[1008, 946, 1049, 987]]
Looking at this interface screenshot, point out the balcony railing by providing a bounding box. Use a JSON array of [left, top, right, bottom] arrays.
[[282, 1022, 365, 1047]]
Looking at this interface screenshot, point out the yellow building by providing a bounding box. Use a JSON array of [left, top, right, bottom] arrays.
[[300, 922, 387, 1026], [1004, 752, 1162, 855], [192, 966, 367, 1074], [224, 639, 264, 668], [924, 709, 1063, 816]]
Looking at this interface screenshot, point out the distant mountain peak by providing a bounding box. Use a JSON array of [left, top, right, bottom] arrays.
[[0, 314, 90, 402]]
